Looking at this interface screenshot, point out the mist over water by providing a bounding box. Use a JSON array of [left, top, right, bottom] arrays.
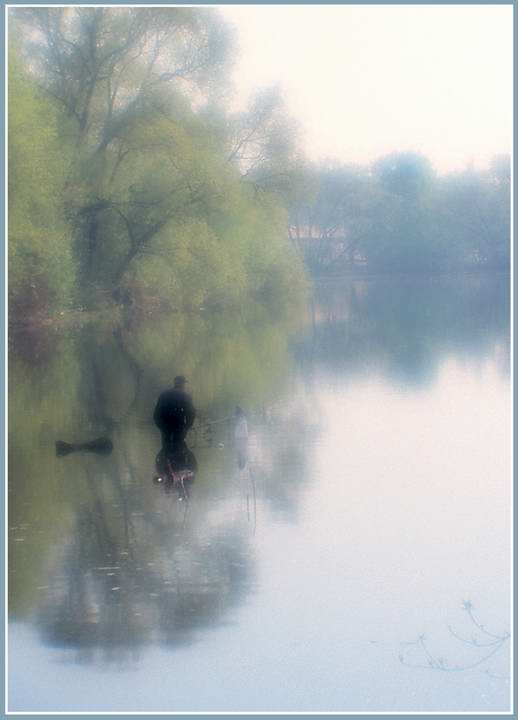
[[8, 6, 511, 712], [8, 273, 510, 712]]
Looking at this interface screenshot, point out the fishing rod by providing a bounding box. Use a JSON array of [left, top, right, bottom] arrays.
[[248, 464, 257, 535], [193, 400, 287, 433]]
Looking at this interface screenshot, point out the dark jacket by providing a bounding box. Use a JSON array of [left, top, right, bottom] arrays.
[[153, 388, 196, 434]]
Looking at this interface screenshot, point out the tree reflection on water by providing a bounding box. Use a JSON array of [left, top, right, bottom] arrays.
[[8, 275, 509, 669], [295, 273, 509, 386], [37, 443, 255, 665], [9, 300, 311, 665]]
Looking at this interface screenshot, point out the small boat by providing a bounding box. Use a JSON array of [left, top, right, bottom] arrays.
[[55, 437, 113, 457]]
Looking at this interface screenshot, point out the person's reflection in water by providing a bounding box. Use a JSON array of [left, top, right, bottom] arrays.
[[153, 439, 198, 501], [234, 406, 249, 471], [235, 407, 256, 531], [153, 375, 196, 451]]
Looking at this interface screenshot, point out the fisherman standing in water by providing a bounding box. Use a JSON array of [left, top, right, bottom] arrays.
[[153, 375, 196, 450]]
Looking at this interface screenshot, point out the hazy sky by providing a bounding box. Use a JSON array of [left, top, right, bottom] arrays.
[[220, 5, 513, 174]]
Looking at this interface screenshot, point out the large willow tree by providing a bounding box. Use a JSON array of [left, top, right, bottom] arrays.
[[10, 7, 306, 315]]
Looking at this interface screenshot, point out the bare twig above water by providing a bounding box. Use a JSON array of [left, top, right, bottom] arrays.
[[399, 601, 510, 679]]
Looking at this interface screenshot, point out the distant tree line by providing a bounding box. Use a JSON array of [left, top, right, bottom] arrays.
[[9, 7, 306, 319], [288, 152, 510, 275]]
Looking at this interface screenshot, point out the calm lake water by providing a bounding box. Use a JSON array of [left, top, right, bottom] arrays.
[[8, 274, 511, 713]]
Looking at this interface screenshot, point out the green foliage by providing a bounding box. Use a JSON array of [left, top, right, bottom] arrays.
[[8, 43, 76, 315]]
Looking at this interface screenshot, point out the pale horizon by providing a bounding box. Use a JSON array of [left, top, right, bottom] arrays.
[[220, 4, 513, 175]]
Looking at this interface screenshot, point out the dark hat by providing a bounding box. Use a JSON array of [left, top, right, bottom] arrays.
[[174, 375, 187, 387]]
